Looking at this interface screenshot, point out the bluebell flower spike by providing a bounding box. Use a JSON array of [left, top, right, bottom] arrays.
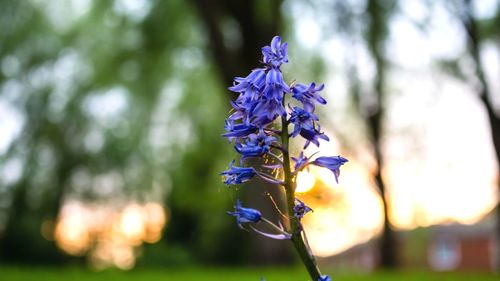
[[222, 35, 347, 281]]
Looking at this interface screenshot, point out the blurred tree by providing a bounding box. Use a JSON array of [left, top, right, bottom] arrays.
[[0, 0, 235, 265], [190, 0, 283, 86], [455, 0, 500, 271], [362, 0, 399, 269], [0, 0, 299, 267], [328, 0, 399, 269]]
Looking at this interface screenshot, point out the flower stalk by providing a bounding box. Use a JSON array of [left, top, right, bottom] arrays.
[[281, 114, 322, 281], [221, 36, 347, 281]]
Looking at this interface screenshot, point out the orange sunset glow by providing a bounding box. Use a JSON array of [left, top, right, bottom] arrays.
[[53, 201, 167, 269], [297, 148, 497, 257]]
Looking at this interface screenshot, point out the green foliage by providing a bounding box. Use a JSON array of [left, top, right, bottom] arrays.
[[0, 0, 236, 264]]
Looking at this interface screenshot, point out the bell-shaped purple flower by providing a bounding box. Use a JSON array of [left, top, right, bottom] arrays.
[[252, 98, 286, 126], [235, 130, 276, 158], [289, 107, 329, 148], [312, 156, 348, 183], [229, 68, 266, 94], [227, 100, 248, 121], [248, 68, 290, 125], [228, 200, 291, 240], [262, 36, 288, 67], [289, 107, 319, 137], [229, 69, 267, 110], [300, 125, 330, 149], [292, 82, 326, 111], [294, 198, 313, 220], [265, 68, 290, 95], [227, 199, 262, 227], [223, 119, 258, 141], [221, 160, 256, 185]]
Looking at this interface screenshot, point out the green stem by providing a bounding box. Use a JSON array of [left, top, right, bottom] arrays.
[[281, 115, 322, 281]]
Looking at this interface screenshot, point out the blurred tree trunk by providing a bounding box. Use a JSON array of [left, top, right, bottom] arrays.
[[460, 0, 500, 271], [190, 0, 282, 86], [364, 0, 398, 269]]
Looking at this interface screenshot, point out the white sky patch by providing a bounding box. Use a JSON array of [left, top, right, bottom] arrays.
[[426, 3, 466, 60], [389, 15, 431, 68], [113, 0, 152, 22], [83, 86, 129, 128], [0, 99, 24, 155], [473, 0, 499, 19], [1, 157, 24, 186], [296, 18, 321, 49], [390, 1, 467, 69], [400, 0, 428, 22]]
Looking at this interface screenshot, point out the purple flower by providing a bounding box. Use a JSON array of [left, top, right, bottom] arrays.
[[265, 68, 290, 95], [262, 36, 288, 67], [292, 152, 309, 173], [229, 69, 267, 113], [248, 68, 290, 125], [318, 275, 331, 281], [235, 129, 276, 158], [228, 200, 291, 240], [227, 100, 250, 121], [312, 156, 348, 183], [229, 68, 267, 95], [299, 125, 330, 149], [294, 198, 313, 220], [223, 119, 258, 141], [292, 82, 326, 111], [227, 200, 262, 227], [252, 98, 286, 125], [221, 160, 256, 185], [289, 107, 329, 148], [289, 106, 319, 137]]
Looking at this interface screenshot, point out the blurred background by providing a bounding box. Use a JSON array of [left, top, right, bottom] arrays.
[[0, 0, 500, 279]]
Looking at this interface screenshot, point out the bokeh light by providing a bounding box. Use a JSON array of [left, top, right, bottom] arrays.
[[53, 201, 167, 268]]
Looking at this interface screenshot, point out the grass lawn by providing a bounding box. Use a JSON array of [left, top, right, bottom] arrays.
[[1, 266, 498, 281]]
